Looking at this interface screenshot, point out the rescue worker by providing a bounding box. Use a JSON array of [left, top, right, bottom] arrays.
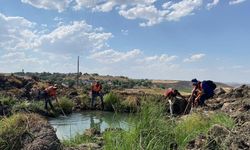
[[164, 88, 185, 99], [91, 81, 104, 110], [44, 83, 58, 111], [190, 79, 216, 107], [165, 88, 188, 115]]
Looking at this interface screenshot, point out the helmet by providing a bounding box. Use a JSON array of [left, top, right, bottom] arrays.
[[191, 78, 198, 85]]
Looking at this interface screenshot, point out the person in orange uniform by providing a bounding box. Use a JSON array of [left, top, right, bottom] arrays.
[[44, 83, 58, 111], [164, 88, 185, 99], [91, 81, 104, 110]]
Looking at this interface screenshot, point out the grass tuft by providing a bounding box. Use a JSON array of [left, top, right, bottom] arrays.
[[104, 101, 175, 150], [0, 113, 38, 150], [55, 97, 74, 114], [104, 92, 121, 111], [174, 112, 235, 149], [62, 133, 96, 147]]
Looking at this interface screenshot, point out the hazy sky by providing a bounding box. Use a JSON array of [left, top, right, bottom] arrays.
[[0, 0, 249, 83]]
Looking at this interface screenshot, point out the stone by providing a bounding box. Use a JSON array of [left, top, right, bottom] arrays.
[[214, 88, 226, 97], [206, 124, 230, 149], [84, 128, 100, 137], [225, 122, 250, 150], [186, 134, 207, 150]]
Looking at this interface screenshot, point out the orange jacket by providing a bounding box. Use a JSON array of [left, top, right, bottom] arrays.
[[46, 86, 57, 97], [164, 88, 174, 97], [92, 83, 102, 92]]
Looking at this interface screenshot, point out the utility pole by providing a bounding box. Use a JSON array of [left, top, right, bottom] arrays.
[[77, 56, 79, 88]]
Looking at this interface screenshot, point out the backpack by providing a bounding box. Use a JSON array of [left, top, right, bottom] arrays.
[[203, 80, 217, 91]]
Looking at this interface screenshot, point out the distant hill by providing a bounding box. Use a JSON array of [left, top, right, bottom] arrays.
[[152, 80, 232, 93], [1, 72, 233, 94], [226, 82, 250, 88]]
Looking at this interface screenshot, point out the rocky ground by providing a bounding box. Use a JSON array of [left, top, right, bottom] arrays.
[[0, 113, 62, 150], [64, 128, 104, 150], [22, 114, 62, 150], [187, 85, 250, 150]]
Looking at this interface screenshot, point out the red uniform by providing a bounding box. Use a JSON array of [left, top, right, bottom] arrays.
[[92, 83, 102, 93], [164, 88, 174, 97], [45, 86, 57, 97]]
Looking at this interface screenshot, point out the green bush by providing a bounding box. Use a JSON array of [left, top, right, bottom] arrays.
[[11, 101, 60, 117], [104, 101, 175, 150], [121, 96, 140, 113], [82, 84, 91, 94], [29, 101, 45, 112], [30, 101, 60, 117], [209, 112, 235, 129], [174, 112, 235, 149], [75, 94, 90, 109], [0, 114, 28, 150], [104, 92, 121, 111], [104, 101, 235, 150], [102, 83, 111, 94], [0, 113, 49, 150], [11, 101, 30, 113], [79, 94, 90, 108], [56, 97, 74, 114], [0, 96, 17, 106]]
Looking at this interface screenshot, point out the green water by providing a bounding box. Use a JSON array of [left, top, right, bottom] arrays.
[[48, 111, 135, 140]]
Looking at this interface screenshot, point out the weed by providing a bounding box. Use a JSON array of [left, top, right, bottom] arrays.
[[104, 92, 121, 111], [62, 133, 96, 147], [55, 97, 74, 114], [0, 114, 28, 150]]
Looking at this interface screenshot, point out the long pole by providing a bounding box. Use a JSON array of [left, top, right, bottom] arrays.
[[77, 56, 79, 88]]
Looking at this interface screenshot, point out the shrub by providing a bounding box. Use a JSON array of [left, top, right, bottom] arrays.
[[102, 83, 111, 94], [0, 113, 49, 150], [11, 101, 30, 113], [121, 96, 140, 113], [104, 92, 121, 111], [56, 97, 74, 114], [75, 94, 90, 109], [11, 101, 61, 117], [174, 112, 235, 149], [29, 101, 45, 112], [80, 93, 89, 101], [0, 114, 28, 149], [209, 112, 235, 129], [104, 101, 175, 150], [104, 101, 235, 150], [82, 84, 91, 94], [0, 96, 17, 106]]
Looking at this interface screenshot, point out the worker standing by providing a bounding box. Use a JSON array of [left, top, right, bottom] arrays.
[[91, 81, 104, 110], [44, 83, 58, 111]]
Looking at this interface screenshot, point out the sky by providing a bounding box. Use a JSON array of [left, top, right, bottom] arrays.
[[0, 0, 249, 83]]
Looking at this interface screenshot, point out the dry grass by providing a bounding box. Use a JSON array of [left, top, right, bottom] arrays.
[[152, 80, 179, 84], [0, 113, 47, 150]]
